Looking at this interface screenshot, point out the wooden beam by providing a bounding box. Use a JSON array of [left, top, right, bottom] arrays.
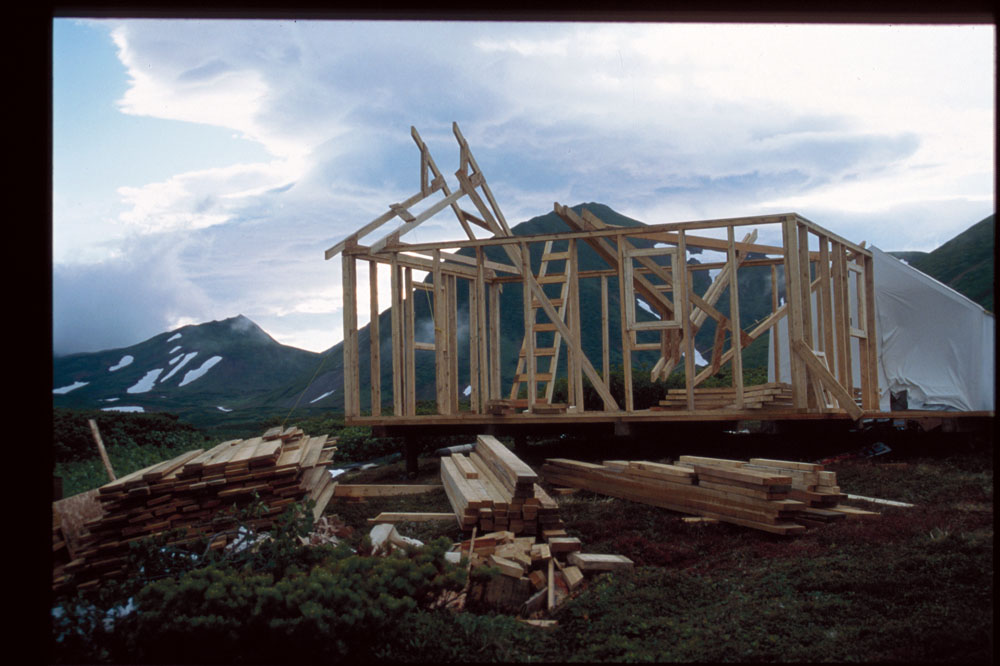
[[369, 262, 381, 417], [390, 257, 403, 416], [791, 339, 863, 420], [783, 217, 808, 410], [727, 226, 744, 409], [334, 484, 444, 498], [88, 419, 117, 482], [405, 267, 417, 416], [342, 254, 359, 417], [617, 237, 634, 411], [677, 230, 695, 410]]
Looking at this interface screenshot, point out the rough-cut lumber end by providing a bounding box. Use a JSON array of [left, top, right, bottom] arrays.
[[567, 552, 634, 573]]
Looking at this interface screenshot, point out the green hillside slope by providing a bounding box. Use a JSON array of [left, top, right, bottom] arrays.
[[890, 214, 994, 312]]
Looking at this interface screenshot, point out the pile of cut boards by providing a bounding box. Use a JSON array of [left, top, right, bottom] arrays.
[[542, 455, 878, 535], [452, 529, 633, 614], [655, 383, 794, 411], [53, 426, 338, 592], [440, 435, 566, 537]]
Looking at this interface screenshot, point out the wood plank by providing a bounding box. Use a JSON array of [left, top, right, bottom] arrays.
[[791, 339, 864, 420], [332, 484, 444, 497], [567, 552, 634, 573]]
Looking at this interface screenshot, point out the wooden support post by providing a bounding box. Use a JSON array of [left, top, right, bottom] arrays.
[[770, 264, 781, 382], [601, 275, 610, 384], [862, 253, 879, 409], [405, 267, 416, 416], [390, 257, 404, 416], [433, 250, 452, 415], [818, 237, 835, 360], [568, 238, 584, 411], [782, 217, 808, 410], [405, 436, 420, 479], [521, 242, 536, 412], [476, 248, 490, 410], [514, 432, 528, 457], [616, 237, 634, 411], [489, 281, 502, 401], [469, 276, 480, 413], [342, 253, 360, 417], [448, 273, 459, 413], [88, 419, 116, 482], [727, 226, 744, 409], [797, 224, 814, 353], [677, 231, 695, 410], [831, 242, 852, 390], [369, 262, 381, 417]]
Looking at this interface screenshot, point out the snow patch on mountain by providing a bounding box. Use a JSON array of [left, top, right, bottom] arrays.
[[103, 405, 145, 413], [127, 368, 164, 393], [109, 355, 134, 372], [161, 352, 198, 383], [179, 356, 223, 386], [168, 333, 182, 342], [217, 406, 233, 412], [53, 381, 88, 394], [170, 346, 182, 354]]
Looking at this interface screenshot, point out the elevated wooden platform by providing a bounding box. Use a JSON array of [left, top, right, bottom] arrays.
[[325, 123, 994, 456]]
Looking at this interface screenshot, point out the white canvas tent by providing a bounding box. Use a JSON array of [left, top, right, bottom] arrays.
[[769, 246, 994, 412]]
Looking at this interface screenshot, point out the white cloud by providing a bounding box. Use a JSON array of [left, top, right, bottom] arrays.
[[53, 20, 994, 356]]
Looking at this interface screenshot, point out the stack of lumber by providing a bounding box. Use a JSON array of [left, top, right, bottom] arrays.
[[441, 435, 566, 537], [54, 426, 338, 592], [543, 454, 876, 534], [656, 383, 794, 410], [453, 529, 632, 614]]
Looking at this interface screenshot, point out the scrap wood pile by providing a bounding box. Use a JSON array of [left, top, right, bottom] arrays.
[[440, 435, 566, 537], [542, 454, 879, 536], [53, 426, 338, 592], [436, 434, 633, 615], [448, 529, 634, 615]]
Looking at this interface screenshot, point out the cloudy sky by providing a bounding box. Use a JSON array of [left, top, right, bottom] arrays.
[[52, 18, 994, 356]]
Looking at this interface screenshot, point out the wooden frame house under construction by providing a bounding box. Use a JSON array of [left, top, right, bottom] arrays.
[[325, 124, 882, 445]]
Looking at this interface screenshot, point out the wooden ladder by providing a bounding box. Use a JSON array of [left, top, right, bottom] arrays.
[[508, 240, 572, 406]]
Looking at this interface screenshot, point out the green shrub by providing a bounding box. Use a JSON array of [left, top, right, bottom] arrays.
[[334, 426, 401, 463], [120, 537, 464, 663]]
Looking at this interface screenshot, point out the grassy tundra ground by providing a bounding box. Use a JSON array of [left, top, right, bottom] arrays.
[[328, 442, 993, 663], [52, 431, 992, 663]]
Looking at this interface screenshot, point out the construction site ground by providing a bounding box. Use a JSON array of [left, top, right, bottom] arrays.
[[320, 432, 992, 662]]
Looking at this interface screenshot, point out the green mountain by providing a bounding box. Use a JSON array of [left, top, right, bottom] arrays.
[[888, 214, 994, 312], [52, 315, 324, 431]]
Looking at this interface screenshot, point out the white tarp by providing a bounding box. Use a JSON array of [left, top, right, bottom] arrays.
[[870, 247, 994, 412], [768, 247, 994, 412]]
